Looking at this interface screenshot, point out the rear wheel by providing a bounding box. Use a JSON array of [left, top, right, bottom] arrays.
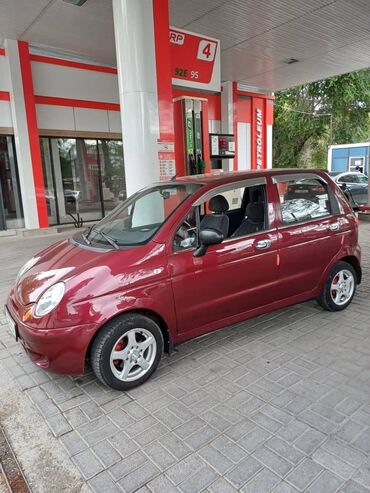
[[91, 313, 163, 390], [318, 261, 356, 311]]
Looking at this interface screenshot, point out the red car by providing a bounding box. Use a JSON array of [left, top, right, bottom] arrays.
[[5, 170, 361, 390]]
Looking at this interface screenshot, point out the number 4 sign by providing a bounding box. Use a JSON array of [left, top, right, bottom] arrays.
[[197, 40, 217, 62], [170, 27, 220, 91]]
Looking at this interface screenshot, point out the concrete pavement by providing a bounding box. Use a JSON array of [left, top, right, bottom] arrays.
[[0, 227, 370, 492]]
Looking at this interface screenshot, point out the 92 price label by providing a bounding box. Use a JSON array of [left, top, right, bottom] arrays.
[[175, 67, 188, 78], [197, 40, 217, 62]]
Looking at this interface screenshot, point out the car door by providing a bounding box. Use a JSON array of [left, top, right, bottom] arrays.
[[349, 174, 368, 205], [338, 173, 367, 206], [274, 173, 344, 299], [168, 177, 279, 337]]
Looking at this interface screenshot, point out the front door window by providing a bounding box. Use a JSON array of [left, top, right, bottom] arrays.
[[173, 182, 268, 252]]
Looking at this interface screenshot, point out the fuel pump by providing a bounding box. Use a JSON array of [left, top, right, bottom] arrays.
[[184, 100, 197, 174], [175, 98, 206, 176], [193, 101, 206, 174]]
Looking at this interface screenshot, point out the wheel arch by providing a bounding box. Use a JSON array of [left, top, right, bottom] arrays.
[[85, 308, 173, 364], [339, 255, 362, 284]]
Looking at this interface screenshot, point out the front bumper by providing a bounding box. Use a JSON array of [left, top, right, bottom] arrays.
[[5, 295, 97, 375]]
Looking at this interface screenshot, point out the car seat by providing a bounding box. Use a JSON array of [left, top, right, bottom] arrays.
[[232, 200, 265, 237], [200, 195, 229, 238]]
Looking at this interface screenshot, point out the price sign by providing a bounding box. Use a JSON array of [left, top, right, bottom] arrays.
[[158, 140, 176, 180], [170, 28, 220, 92]]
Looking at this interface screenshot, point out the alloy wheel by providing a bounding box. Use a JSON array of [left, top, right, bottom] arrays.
[[109, 328, 157, 382], [330, 269, 355, 306]]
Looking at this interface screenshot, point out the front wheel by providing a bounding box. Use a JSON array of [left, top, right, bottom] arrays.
[[91, 313, 163, 390], [317, 261, 357, 312]]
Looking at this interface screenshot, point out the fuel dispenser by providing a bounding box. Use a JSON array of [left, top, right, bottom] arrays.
[[174, 97, 208, 176]]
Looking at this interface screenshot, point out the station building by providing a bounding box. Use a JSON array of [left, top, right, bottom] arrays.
[[328, 143, 370, 174], [0, 0, 369, 231]]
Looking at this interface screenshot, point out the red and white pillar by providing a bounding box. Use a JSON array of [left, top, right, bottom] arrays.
[[112, 0, 175, 196], [221, 81, 237, 171], [266, 99, 274, 169], [5, 39, 48, 228], [222, 82, 274, 171]]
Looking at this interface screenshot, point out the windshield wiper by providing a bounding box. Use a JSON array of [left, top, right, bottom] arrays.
[[85, 224, 95, 240], [81, 233, 91, 245], [91, 228, 119, 250], [100, 231, 119, 250]]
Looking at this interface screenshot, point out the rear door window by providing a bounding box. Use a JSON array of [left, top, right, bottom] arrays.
[[275, 176, 332, 225]]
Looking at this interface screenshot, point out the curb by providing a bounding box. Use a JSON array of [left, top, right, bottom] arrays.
[[0, 427, 30, 493]]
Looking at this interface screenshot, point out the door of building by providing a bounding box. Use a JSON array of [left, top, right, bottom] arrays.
[[0, 179, 6, 230], [0, 136, 24, 230]]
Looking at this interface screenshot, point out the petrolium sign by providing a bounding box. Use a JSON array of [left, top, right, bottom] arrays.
[[256, 108, 263, 169]]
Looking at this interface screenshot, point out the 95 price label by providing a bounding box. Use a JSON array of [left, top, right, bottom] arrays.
[[175, 68, 199, 79], [197, 40, 217, 62]]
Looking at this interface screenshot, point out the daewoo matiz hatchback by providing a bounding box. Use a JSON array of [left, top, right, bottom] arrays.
[[5, 170, 361, 390]]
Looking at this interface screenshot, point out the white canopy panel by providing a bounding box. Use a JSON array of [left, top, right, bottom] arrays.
[[0, 0, 369, 90]]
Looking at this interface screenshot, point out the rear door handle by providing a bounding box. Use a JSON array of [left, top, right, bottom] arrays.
[[255, 239, 272, 249]]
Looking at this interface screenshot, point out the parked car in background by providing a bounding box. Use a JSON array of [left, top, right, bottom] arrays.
[[64, 189, 80, 204], [330, 171, 368, 205], [5, 170, 362, 390], [283, 179, 327, 201]]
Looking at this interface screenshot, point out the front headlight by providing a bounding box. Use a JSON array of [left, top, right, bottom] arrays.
[[34, 282, 65, 317]]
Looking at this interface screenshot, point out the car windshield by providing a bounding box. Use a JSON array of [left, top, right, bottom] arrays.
[[354, 174, 368, 184], [86, 183, 201, 247]]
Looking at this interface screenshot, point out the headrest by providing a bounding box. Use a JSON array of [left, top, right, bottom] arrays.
[[209, 195, 229, 213], [245, 202, 264, 223], [251, 189, 261, 202]]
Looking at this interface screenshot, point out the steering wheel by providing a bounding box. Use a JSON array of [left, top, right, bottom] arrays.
[[174, 219, 197, 244]]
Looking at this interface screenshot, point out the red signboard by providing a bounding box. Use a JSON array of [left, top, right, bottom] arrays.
[[252, 98, 266, 170], [170, 28, 220, 92]]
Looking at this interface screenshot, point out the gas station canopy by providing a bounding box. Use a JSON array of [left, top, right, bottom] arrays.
[[0, 0, 369, 232], [1, 0, 369, 91]]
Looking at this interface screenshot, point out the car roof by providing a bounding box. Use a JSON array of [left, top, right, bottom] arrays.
[[170, 169, 330, 187], [330, 171, 365, 176]]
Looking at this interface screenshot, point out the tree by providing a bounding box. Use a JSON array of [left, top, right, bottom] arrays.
[[273, 69, 370, 168]]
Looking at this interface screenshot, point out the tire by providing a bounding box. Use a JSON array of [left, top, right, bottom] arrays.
[[91, 313, 163, 390], [317, 261, 357, 312]]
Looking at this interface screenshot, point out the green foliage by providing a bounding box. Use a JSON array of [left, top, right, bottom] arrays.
[[273, 69, 370, 168]]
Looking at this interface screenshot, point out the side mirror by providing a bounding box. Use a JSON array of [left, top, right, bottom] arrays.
[[339, 183, 347, 191], [193, 228, 224, 257]]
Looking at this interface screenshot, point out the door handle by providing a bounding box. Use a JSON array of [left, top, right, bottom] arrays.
[[255, 239, 272, 249], [328, 222, 340, 231]]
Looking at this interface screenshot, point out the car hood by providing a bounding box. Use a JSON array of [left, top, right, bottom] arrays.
[[16, 238, 166, 305]]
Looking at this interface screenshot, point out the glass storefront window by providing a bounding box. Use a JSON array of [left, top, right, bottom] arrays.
[[40, 138, 58, 225], [40, 137, 126, 226], [57, 138, 102, 224], [98, 139, 126, 214], [0, 136, 24, 230]]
